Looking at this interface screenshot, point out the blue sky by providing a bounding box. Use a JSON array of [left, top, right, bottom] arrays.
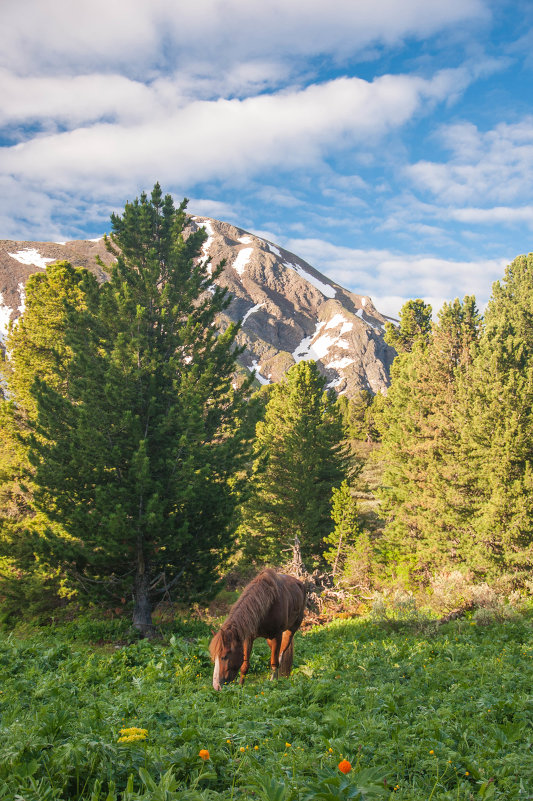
[[1, 0, 532, 317]]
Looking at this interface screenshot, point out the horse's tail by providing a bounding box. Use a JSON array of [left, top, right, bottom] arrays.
[[279, 638, 294, 677]]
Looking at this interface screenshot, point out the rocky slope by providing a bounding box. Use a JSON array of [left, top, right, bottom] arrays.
[[0, 217, 396, 396]]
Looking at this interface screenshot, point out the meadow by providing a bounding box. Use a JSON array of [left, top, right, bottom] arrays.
[[1, 610, 532, 800]]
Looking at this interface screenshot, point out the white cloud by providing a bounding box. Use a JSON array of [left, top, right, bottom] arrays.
[[0, 70, 172, 128], [0, 69, 475, 193], [282, 236, 509, 317], [449, 205, 533, 227], [188, 198, 240, 221], [1, 0, 486, 78], [407, 118, 533, 206]]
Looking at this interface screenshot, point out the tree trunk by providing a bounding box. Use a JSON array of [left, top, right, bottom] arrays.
[[332, 531, 343, 578], [132, 549, 156, 638]]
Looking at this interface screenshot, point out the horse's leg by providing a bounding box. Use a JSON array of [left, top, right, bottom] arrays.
[[239, 638, 252, 686], [278, 630, 294, 677], [267, 636, 281, 680]]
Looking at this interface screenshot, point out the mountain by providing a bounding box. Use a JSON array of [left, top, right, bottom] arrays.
[[0, 217, 396, 396]]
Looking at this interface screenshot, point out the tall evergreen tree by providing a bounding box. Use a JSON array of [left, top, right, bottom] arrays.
[[1, 262, 99, 615], [456, 255, 533, 581], [323, 480, 361, 577], [384, 298, 432, 353], [5, 185, 253, 633], [239, 360, 352, 565], [377, 297, 482, 582]]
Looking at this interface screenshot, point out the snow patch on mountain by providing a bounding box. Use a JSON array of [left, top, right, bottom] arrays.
[[9, 248, 53, 269], [326, 356, 354, 370], [267, 243, 336, 299], [356, 308, 383, 330], [17, 283, 25, 315], [326, 313, 353, 334], [292, 320, 350, 363], [195, 218, 215, 275], [242, 302, 264, 325], [233, 247, 253, 276], [0, 294, 13, 343], [249, 360, 271, 385]]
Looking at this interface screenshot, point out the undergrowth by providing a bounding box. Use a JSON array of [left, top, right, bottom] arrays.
[[0, 610, 532, 800]]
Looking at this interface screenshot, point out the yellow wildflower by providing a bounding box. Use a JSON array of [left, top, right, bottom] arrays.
[[118, 726, 148, 743]]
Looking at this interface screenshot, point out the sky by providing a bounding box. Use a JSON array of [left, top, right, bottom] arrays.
[[1, 0, 533, 318]]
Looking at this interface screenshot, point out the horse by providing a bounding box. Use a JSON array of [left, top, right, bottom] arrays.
[[209, 569, 306, 690]]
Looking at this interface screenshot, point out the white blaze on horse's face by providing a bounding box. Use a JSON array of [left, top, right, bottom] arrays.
[[213, 641, 244, 688], [213, 657, 222, 691]]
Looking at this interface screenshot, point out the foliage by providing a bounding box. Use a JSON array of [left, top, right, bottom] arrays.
[[384, 299, 432, 353], [238, 361, 353, 566], [376, 296, 483, 584], [376, 259, 533, 587], [336, 392, 376, 442], [1, 262, 98, 618], [0, 611, 532, 799], [323, 481, 362, 578], [453, 254, 533, 582], [2, 185, 254, 631]]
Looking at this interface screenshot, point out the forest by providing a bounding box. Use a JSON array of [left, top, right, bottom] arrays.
[[1, 184, 531, 627]]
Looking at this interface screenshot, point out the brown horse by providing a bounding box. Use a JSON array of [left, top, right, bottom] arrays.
[[209, 569, 306, 690]]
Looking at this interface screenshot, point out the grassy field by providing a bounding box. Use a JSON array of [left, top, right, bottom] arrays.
[[1, 610, 532, 800]]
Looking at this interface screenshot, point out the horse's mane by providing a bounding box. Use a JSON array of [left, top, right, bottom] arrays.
[[209, 569, 285, 659]]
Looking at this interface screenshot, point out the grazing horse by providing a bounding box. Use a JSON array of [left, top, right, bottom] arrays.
[[209, 569, 306, 690]]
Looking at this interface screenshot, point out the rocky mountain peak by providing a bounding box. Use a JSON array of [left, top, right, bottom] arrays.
[[0, 217, 397, 396]]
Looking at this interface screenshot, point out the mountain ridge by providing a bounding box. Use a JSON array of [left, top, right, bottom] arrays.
[[0, 216, 397, 396]]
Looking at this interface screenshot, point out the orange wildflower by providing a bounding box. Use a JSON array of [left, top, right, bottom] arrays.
[[338, 759, 352, 774], [199, 749, 210, 761]]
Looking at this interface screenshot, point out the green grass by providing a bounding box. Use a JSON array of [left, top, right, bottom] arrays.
[[0, 611, 532, 800]]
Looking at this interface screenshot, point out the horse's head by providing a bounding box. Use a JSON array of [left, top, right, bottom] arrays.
[[209, 626, 244, 691]]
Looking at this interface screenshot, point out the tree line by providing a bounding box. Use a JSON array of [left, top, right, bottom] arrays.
[[1, 184, 531, 631], [377, 268, 533, 589]]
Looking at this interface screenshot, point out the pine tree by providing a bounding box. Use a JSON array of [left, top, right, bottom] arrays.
[[1, 262, 99, 617], [456, 255, 533, 581], [5, 185, 253, 633], [323, 480, 361, 577], [377, 297, 482, 582], [337, 391, 374, 440], [239, 360, 352, 566], [384, 299, 432, 353]]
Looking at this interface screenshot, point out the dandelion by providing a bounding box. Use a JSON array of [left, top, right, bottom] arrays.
[[199, 749, 210, 761], [338, 759, 352, 774], [429, 750, 434, 754], [254, 745, 259, 750], [465, 771, 469, 776], [285, 742, 291, 748], [240, 746, 245, 753]]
